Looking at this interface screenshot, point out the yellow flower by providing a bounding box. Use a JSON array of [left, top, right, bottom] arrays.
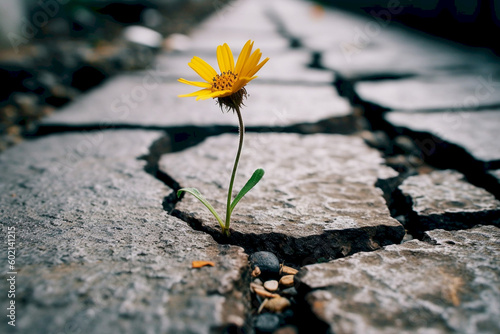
[[178, 40, 269, 111]]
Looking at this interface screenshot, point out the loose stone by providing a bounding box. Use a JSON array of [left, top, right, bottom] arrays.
[[394, 135, 417, 154], [264, 280, 279, 292], [253, 278, 263, 285], [280, 265, 298, 276], [280, 287, 298, 297], [264, 297, 291, 313], [253, 313, 281, 333], [273, 325, 299, 334], [249, 251, 280, 279], [279, 275, 294, 288]]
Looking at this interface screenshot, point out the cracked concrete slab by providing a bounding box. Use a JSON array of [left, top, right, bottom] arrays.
[[268, 0, 488, 76], [386, 110, 500, 164], [399, 170, 500, 231], [40, 75, 352, 129], [0, 130, 249, 334], [296, 225, 500, 334], [268, 0, 374, 50], [266, 0, 499, 80], [159, 133, 404, 263], [322, 40, 495, 79], [355, 73, 500, 111]]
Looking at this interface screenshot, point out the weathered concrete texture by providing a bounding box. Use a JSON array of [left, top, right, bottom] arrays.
[[296, 225, 500, 334], [174, 28, 290, 54], [386, 110, 500, 164], [196, 0, 277, 33], [355, 73, 500, 111], [321, 40, 495, 79], [160, 133, 404, 263], [0, 130, 249, 334], [40, 75, 352, 129], [268, 0, 372, 50], [399, 170, 500, 231], [267, 0, 496, 80], [490, 170, 500, 183], [155, 49, 335, 85]]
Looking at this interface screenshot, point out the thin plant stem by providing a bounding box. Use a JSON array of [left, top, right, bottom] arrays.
[[224, 106, 244, 236]]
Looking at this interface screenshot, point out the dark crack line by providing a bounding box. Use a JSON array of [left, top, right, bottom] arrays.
[[32, 114, 360, 147], [393, 126, 500, 198], [264, 7, 303, 49], [387, 102, 500, 114], [334, 73, 500, 190], [331, 72, 500, 244]]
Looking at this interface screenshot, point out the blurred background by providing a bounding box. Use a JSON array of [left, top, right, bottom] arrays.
[[0, 0, 499, 151], [318, 0, 500, 53], [0, 0, 230, 151]]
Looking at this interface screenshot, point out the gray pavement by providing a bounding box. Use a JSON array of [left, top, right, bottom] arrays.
[[2, 0, 500, 333]]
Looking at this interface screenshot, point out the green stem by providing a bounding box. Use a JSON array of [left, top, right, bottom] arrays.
[[224, 106, 244, 237]]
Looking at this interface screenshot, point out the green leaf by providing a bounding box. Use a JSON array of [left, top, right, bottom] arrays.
[[177, 188, 225, 229], [230, 168, 265, 213]]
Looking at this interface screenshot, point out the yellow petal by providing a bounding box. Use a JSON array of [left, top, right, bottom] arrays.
[[196, 95, 213, 100], [217, 44, 234, 73], [224, 43, 235, 72], [247, 57, 269, 77], [177, 40, 268, 102], [232, 76, 253, 92], [178, 78, 212, 88], [211, 90, 232, 98], [240, 49, 262, 77], [189, 56, 217, 82], [216, 45, 226, 73], [178, 88, 212, 98], [235, 40, 253, 75], [196, 90, 231, 100]]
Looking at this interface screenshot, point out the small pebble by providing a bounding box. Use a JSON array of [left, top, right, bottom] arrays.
[[279, 275, 294, 287], [264, 297, 291, 313], [360, 130, 390, 151], [281, 309, 295, 321], [279, 265, 298, 276], [263, 280, 279, 292], [273, 325, 299, 334], [253, 313, 281, 333], [251, 284, 280, 298], [255, 288, 280, 299], [250, 282, 263, 292], [394, 135, 417, 154], [249, 251, 280, 279], [280, 287, 298, 297], [252, 266, 261, 278]]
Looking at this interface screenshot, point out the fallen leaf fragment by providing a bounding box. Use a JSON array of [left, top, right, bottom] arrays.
[[192, 260, 215, 268]]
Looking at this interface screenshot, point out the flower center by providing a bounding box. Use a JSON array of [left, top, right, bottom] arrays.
[[212, 71, 238, 91]]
